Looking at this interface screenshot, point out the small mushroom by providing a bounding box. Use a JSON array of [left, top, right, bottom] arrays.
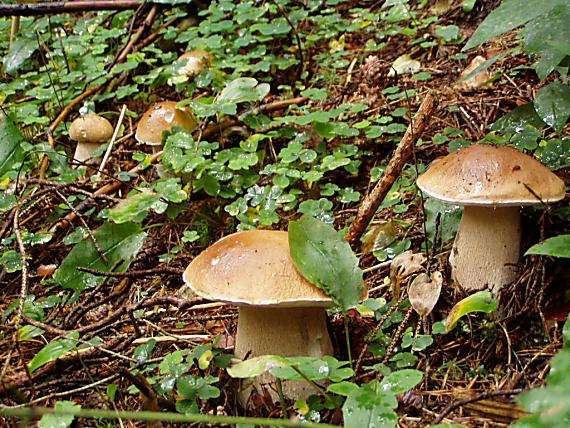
[[182, 230, 334, 404], [177, 50, 212, 78], [135, 101, 197, 151], [69, 114, 113, 164], [417, 144, 565, 295]]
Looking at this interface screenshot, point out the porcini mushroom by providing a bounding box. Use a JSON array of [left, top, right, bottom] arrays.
[[135, 101, 197, 151], [182, 230, 334, 403], [135, 101, 198, 178], [174, 50, 212, 82], [417, 144, 565, 294], [69, 114, 113, 164]]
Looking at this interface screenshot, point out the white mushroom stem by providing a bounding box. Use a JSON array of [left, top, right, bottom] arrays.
[[450, 206, 521, 295], [235, 306, 333, 402], [73, 142, 103, 164]]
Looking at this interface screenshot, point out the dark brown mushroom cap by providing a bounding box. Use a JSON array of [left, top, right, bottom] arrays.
[[135, 101, 197, 146], [182, 230, 333, 307], [69, 114, 113, 144], [417, 144, 565, 206]]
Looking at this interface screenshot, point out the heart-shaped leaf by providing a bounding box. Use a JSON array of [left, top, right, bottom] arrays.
[[408, 271, 443, 317]]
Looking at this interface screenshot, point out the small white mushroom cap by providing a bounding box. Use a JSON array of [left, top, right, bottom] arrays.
[[177, 50, 212, 78], [69, 114, 113, 163], [135, 101, 198, 147]]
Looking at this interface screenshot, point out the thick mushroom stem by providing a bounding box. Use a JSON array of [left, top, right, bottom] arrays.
[[450, 206, 521, 294], [235, 306, 333, 403], [73, 142, 103, 164]]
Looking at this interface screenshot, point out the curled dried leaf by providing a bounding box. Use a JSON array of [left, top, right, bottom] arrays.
[[408, 271, 443, 317], [390, 250, 427, 300]]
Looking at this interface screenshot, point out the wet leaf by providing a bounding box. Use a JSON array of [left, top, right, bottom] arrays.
[[491, 103, 546, 133], [29, 333, 79, 373], [3, 35, 38, 75], [380, 369, 423, 394], [423, 197, 462, 251], [525, 235, 570, 258], [535, 138, 570, 170], [288, 215, 364, 312], [342, 380, 398, 428], [53, 222, 146, 294], [0, 113, 25, 177], [390, 250, 426, 300], [361, 220, 397, 254], [227, 355, 293, 378], [408, 271, 443, 317], [464, 0, 566, 51], [445, 291, 498, 333], [533, 81, 570, 134], [38, 400, 81, 428]]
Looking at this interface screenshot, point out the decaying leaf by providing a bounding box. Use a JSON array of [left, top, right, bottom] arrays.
[[408, 271, 443, 317], [360, 220, 397, 254], [390, 250, 426, 300], [456, 55, 491, 90], [388, 54, 421, 77]]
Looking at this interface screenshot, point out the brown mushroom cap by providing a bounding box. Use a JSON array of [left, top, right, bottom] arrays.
[[135, 101, 198, 146], [69, 114, 113, 144], [417, 144, 565, 206], [182, 230, 332, 307], [177, 50, 212, 77]]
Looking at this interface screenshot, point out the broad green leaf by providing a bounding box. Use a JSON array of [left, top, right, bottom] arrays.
[[38, 400, 81, 428], [536, 138, 570, 170], [463, 0, 566, 51], [53, 222, 146, 293], [525, 235, 570, 258], [19, 325, 44, 341], [379, 369, 423, 394], [423, 197, 462, 250], [3, 35, 38, 75], [445, 291, 498, 333], [524, 5, 570, 80], [533, 81, 570, 134], [491, 103, 546, 133], [564, 318, 570, 347], [327, 381, 359, 396], [227, 355, 293, 378], [288, 215, 364, 312], [0, 114, 25, 177], [29, 332, 79, 373], [342, 380, 398, 428]]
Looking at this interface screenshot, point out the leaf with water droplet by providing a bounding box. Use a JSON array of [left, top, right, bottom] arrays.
[[534, 81, 570, 134]]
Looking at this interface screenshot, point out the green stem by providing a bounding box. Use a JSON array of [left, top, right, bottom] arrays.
[[0, 406, 338, 428], [344, 316, 353, 370]]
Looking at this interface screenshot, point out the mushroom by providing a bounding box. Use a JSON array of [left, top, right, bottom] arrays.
[[135, 101, 198, 177], [177, 50, 212, 78], [69, 114, 113, 164], [182, 230, 334, 403], [135, 101, 198, 151], [417, 144, 565, 294]]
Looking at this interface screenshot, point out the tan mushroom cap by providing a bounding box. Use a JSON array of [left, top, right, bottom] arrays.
[[69, 114, 113, 144], [177, 50, 212, 77], [182, 230, 333, 307], [417, 144, 565, 206], [135, 101, 198, 146]]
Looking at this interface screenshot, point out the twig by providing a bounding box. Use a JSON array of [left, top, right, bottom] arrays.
[[346, 92, 436, 247], [431, 389, 524, 424], [97, 104, 128, 177], [76, 266, 183, 278], [0, 1, 142, 17]]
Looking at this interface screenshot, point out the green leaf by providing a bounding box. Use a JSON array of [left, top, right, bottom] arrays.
[[533, 81, 570, 134], [3, 35, 38, 75], [0, 114, 25, 177], [445, 291, 499, 333], [53, 222, 146, 293], [227, 355, 293, 378], [29, 332, 79, 373], [525, 235, 570, 258], [288, 215, 364, 312], [328, 381, 359, 396], [379, 369, 423, 394], [38, 400, 81, 428], [536, 138, 570, 170], [342, 380, 398, 428], [463, 0, 567, 51]]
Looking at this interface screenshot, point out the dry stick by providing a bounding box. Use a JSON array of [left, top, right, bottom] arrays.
[[97, 104, 128, 177], [346, 92, 436, 248], [0, 0, 142, 17], [38, 5, 158, 179], [431, 389, 524, 425]]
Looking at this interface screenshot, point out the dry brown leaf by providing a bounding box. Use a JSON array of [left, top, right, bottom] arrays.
[[389, 250, 426, 300], [408, 271, 443, 317]]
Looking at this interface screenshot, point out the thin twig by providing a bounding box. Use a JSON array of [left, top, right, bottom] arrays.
[[97, 104, 128, 177], [346, 92, 436, 247], [0, 1, 142, 17]]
